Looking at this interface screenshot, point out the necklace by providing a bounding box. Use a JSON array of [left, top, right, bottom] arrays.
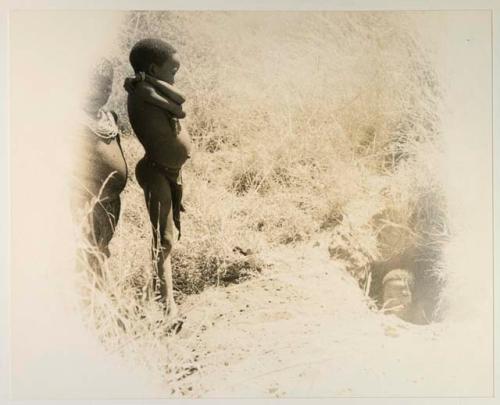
[[82, 109, 119, 140]]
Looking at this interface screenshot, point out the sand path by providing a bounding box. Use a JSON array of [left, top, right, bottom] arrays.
[[162, 240, 490, 398]]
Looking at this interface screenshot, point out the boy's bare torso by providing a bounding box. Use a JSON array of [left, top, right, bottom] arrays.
[[127, 82, 192, 169]]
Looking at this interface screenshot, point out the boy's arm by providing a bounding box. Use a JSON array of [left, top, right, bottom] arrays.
[[144, 74, 186, 105], [134, 82, 186, 119]]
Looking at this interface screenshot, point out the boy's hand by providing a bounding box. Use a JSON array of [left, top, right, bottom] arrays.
[[123, 77, 135, 94], [123, 72, 146, 94]]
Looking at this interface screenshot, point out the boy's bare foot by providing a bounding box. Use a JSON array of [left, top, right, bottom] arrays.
[[145, 317, 183, 336], [150, 298, 183, 335], [164, 302, 183, 334], [164, 317, 184, 335]]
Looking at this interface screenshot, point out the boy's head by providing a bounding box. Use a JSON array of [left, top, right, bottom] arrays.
[[85, 58, 114, 115], [129, 38, 179, 84]]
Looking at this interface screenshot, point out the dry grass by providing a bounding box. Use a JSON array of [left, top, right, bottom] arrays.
[[75, 11, 449, 390]]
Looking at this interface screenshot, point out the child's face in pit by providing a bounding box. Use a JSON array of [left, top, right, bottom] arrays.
[[382, 278, 413, 315], [150, 53, 180, 85]]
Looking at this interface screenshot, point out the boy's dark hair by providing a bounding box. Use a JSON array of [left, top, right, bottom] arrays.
[[382, 269, 415, 289], [129, 38, 177, 73]]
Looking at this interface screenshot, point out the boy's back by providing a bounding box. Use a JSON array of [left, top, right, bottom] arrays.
[[128, 81, 191, 169]]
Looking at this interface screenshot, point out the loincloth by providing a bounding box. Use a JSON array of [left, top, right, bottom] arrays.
[[142, 155, 185, 239]]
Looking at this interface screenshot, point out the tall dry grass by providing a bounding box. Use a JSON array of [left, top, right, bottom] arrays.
[[76, 11, 449, 387]]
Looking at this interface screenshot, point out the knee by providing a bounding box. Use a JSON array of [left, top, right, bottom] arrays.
[[152, 234, 174, 257], [160, 237, 173, 254]]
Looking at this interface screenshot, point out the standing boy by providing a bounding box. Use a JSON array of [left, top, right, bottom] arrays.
[[125, 38, 192, 323]]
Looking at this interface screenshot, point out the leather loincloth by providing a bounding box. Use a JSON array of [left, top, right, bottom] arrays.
[[143, 155, 185, 239]]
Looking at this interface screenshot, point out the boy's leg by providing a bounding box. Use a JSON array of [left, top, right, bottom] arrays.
[[136, 160, 178, 318]]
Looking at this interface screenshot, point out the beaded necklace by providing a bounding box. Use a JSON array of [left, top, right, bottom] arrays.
[[82, 109, 119, 140]]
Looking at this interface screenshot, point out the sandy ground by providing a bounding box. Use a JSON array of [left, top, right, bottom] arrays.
[[157, 239, 493, 398], [9, 235, 492, 399]]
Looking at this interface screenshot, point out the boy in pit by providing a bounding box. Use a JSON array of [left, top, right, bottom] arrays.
[[124, 38, 192, 326], [381, 269, 428, 324]]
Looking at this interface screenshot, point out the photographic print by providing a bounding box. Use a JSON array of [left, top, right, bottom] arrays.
[[8, 7, 494, 399]]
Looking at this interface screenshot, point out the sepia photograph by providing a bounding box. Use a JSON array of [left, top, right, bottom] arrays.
[[5, 3, 496, 400]]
